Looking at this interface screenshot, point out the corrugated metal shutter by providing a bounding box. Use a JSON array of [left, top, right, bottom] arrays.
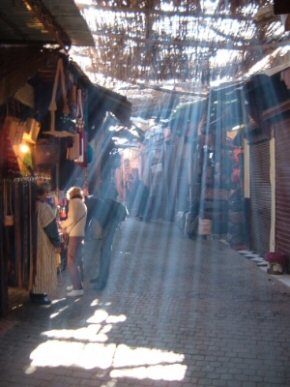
[[275, 119, 290, 255], [249, 140, 271, 257]]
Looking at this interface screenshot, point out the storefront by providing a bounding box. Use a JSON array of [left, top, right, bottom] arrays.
[[0, 51, 131, 316]]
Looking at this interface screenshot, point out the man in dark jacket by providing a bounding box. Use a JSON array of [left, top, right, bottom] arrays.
[[86, 196, 127, 290]]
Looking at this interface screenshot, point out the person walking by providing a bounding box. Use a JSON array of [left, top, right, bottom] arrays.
[[88, 198, 127, 291], [136, 179, 150, 221], [61, 186, 87, 297]]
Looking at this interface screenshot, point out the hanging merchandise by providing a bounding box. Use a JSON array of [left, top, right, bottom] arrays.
[[67, 88, 87, 165], [0, 129, 21, 178], [3, 180, 14, 227], [3, 116, 25, 145], [66, 133, 80, 160], [43, 57, 76, 138], [22, 118, 41, 144], [1, 177, 37, 289], [70, 84, 78, 118], [21, 178, 37, 289], [32, 139, 60, 167], [66, 90, 81, 161], [75, 88, 86, 164]]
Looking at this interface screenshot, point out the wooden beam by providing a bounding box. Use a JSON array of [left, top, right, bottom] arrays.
[[285, 15, 290, 31], [23, 0, 71, 49], [120, 81, 208, 97], [262, 100, 290, 121]]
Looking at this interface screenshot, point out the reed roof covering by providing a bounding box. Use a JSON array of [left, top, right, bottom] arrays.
[[71, 0, 290, 101]]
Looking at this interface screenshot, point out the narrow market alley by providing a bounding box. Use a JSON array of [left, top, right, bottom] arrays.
[[2, 2, 290, 386], [1, 217, 290, 387]]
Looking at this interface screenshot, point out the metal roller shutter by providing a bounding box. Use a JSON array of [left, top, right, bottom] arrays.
[[275, 119, 290, 255], [249, 140, 271, 257]]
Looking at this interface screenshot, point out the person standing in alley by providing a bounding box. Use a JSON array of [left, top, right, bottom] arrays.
[[30, 183, 61, 305], [61, 186, 87, 297], [126, 168, 140, 214], [88, 197, 127, 291], [135, 179, 150, 221]]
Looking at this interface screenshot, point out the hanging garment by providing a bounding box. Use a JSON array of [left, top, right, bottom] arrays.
[[3, 116, 25, 145], [6, 178, 37, 288], [3, 180, 14, 227], [43, 58, 75, 138], [0, 130, 21, 177], [66, 133, 81, 160]]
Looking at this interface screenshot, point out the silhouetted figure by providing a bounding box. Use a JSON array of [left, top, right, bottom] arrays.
[[126, 168, 140, 213], [136, 180, 150, 220], [87, 197, 127, 290]]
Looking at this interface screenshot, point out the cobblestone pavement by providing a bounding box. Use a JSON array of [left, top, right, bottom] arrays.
[[1, 217, 290, 387]]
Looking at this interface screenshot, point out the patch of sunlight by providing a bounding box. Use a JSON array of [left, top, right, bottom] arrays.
[[100, 381, 116, 387], [87, 309, 127, 325], [28, 336, 186, 382], [51, 297, 67, 305], [42, 324, 108, 342], [90, 299, 100, 306], [28, 339, 186, 381], [49, 304, 69, 319], [111, 344, 186, 381], [87, 309, 108, 323], [106, 315, 126, 324], [90, 299, 112, 307], [113, 344, 184, 367], [110, 363, 186, 381], [29, 340, 116, 370], [28, 308, 186, 382]]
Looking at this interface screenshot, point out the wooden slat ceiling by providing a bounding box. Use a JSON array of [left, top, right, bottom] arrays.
[[0, 0, 94, 48]]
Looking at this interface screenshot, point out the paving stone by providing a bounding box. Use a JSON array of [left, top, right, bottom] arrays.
[[1, 218, 290, 386]]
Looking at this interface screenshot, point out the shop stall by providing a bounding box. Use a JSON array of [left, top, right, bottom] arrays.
[[0, 52, 131, 316]]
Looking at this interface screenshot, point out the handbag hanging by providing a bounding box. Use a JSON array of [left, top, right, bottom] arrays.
[[3, 180, 14, 227], [43, 58, 75, 138]]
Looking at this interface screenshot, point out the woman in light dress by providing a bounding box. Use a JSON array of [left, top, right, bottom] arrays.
[[61, 187, 87, 297]]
